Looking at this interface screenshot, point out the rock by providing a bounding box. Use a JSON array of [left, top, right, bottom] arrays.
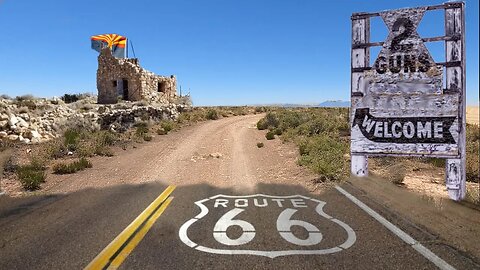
[[19, 113, 30, 121], [209, 152, 223, 158], [8, 115, 18, 126], [19, 136, 30, 144], [50, 97, 64, 105], [0, 120, 7, 128], [7, 134, 18, 141], [0, 131, 7, 138], [24, 129, 41, 139], [0, 113, 8, 120], [17, 117, 29, 128]]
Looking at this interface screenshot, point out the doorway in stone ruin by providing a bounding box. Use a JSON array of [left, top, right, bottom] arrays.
[[122, 79, 129, 100]]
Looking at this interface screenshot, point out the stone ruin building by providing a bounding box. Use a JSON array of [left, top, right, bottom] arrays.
[[96, 47, 177, 104]]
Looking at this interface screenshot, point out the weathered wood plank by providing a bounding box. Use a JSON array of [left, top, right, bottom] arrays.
[[351, 17, 370, 177], [444, 4, 466, 201], [351, 155, 368, 176]]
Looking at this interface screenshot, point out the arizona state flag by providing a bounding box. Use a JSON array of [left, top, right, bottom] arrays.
[[91, 34, 127, 58]]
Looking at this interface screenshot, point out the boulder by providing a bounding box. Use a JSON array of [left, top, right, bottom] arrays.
[[0, 120, 7, 128], [7, 134, 18, 141], [24, 129, 41, 140], [8, 115, 18, 126], [17, 117, 29, 128]]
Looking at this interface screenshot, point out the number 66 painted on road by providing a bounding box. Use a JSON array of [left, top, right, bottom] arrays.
[[213, 208, 322, 246], [179, 194, 356, 258]]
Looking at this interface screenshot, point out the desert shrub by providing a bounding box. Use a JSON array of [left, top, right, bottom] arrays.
[[176, 112, 192, 124], [466, 124, 480, 182], [15, 94, 35, 101], [257, 119, 268, 130], [206, 109, 219, 120], [231, 107, 248, 116], [173, 95, 192, 106], [161, 121, 176, 132], [77, 131, 116, 157], [254, 107, 265, 113], [424, 158, 445, 168], [134, 122, 149, 136], [53, 157, 92, 174], [220, 110, 230, 117], [14, 95, 36, 110], [373, 157, 399, 168], [265, 131, 275, 140], [465, 185, 479, 205], [257, 142, 264, 148], [297, 134, 348, 182], [388, 163, 406, 185], [61, 93, 92, 104], [0, 94, 11, 100], [16, 164, 46, 190], [143, 134, 153, 141], [257, 108, 351, 182], [43, 139, 67, 159], [265, 112, 280, 129], [96, 130, 117, 146], [61, 94, 79, 103], [188, 108, 209, 122], [64, 129, 81, 151], [157, 128, 168, 135], [0, 139, 15, 151]]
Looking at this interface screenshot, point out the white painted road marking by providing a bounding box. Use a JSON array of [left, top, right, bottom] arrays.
[[335, 186, 456, 270], [179, 194, 356, 258]]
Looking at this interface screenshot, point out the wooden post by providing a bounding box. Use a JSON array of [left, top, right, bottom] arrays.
[[444, 3, 466, 201], [351, 15, 370, 177]]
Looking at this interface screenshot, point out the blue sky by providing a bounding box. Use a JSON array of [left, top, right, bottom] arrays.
[[0, 0, 478, 106]]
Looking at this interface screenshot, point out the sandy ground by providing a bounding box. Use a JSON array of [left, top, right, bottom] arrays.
[[467, 106, 479, 125]]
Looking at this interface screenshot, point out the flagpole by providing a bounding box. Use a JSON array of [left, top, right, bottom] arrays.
[[126, 38, 129, 58], [131, 40, 136, 58]]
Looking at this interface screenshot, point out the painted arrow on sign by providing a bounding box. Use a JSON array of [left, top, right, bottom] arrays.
[[352, 108, 456, 144]]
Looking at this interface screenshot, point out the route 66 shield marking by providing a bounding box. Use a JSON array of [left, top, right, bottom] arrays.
[[179, 194, 356, 258]]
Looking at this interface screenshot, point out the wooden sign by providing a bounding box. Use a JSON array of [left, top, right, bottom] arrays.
[[350, 2, 466, 201]]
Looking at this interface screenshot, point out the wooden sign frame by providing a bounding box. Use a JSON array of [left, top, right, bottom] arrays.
[[350, 2, 466, 201]]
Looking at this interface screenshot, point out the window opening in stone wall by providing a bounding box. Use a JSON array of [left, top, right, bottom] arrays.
[[122, 79, 129, 100], [158, 82, 166, 93]]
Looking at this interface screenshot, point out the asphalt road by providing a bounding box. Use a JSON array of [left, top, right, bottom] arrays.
[[1, 182, 478, 269], [0, 115, 478, 269]]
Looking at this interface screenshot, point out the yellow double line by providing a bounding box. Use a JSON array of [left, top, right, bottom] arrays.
[[85, 185, 176, 270]]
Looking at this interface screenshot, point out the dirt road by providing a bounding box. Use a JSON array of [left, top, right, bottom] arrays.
[[45, 114, 315, 194], [0, 115, 479, 269]]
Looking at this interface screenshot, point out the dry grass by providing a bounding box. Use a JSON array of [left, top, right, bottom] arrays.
[[52, 157, 92, 174]]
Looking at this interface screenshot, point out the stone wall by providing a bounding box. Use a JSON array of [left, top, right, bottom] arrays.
[[97, 48, 177, 104], [0, 97, 186, 144]]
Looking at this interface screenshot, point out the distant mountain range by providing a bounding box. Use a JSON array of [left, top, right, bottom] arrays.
[[317, 100, 350, 107], [253, 100, 350, 108]]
